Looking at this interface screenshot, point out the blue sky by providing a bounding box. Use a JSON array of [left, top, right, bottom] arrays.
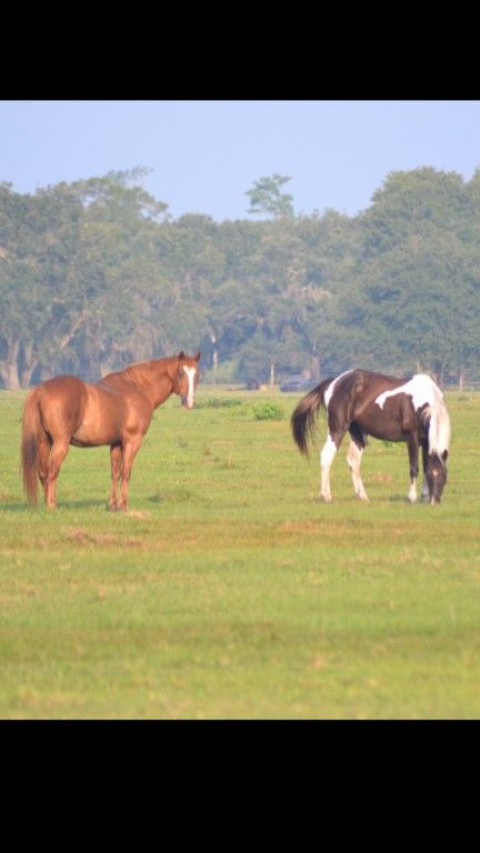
[[1, 99, 479, 221]]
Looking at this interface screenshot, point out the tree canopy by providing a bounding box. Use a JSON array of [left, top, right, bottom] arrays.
[[1, 167, 479, 389]]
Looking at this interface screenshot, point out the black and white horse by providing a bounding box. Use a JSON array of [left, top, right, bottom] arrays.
[[291, 369, 451, 504]]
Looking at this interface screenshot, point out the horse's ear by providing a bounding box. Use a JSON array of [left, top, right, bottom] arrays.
[[178, 351, 185, 361], [195, 351, 201, 362]]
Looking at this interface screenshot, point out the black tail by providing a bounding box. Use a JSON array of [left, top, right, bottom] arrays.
[[290, 378, 334, 455]]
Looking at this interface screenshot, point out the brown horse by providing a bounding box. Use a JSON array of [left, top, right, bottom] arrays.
[[21, 351, 201, 510]]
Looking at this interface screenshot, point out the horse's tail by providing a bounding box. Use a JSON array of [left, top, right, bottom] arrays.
[[291, 377, 334, 455], [21, 389, 42, 506], [428, 386, 451, 462]]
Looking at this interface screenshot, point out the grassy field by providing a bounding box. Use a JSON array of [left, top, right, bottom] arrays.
[[1, 385, 479, 719]]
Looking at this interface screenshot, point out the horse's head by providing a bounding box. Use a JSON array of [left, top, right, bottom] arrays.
[[425, 451, 448, 504], [175, 351, 201, 409]]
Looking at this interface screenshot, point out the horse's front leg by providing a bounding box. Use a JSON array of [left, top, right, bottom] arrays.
[[117, 434, 143, 511], [38, 435, 51, 503], [109, 444, 122, 511], [420, 443, 430, 501], [407, 434, 420, 503]]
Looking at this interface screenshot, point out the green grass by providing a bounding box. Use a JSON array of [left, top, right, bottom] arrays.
[[1, 386, 479, 719]]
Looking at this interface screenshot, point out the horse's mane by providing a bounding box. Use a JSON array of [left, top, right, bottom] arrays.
[[114, 356, 178, 384], [427, 384, 451, 459], [410, 376, 451, 459]]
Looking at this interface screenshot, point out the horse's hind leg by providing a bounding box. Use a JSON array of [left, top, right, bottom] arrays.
[[347, 440, 368, 501], [319, 432, 343, 502], [109, 444, 122, 511], [45, 439, 70, 508], [347, 423, 368, 501], [37, 434, 51, 502]]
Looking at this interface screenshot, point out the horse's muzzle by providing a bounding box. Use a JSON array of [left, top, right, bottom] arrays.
[[181, 396, 195, 409]]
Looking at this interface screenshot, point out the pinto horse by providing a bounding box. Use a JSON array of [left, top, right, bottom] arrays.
[[291, 369, 451, 504], [21, 351, 201, 510]]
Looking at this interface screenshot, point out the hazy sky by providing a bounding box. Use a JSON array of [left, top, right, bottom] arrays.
[[1, 99, 479, 221]]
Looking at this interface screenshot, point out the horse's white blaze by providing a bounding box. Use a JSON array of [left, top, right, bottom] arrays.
[[324, 370, 353, 410], [184, 366, 197, 408], [375, 374, 450, 457]]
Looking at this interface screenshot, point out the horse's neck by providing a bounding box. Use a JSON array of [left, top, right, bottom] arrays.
[[124, 360, 175, 408]]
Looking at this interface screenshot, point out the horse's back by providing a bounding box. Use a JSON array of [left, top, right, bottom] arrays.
[[38, 375, 87, 397], [329, 370, 405, 415], [348, 369, 405, 398]]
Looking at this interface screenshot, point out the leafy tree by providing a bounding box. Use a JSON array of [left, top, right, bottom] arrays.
[[246, 174, 294, 219], [359, 167, 466, 256], [2, 165, 480, 390]]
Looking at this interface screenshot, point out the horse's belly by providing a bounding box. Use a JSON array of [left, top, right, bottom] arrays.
[[70, 420, 118, 447], [69, 385, 148, 447], [70, 392, 122, 446]]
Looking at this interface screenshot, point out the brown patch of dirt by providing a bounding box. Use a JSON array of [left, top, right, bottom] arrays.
[[370, 473, 394, 484], [64, 527, 142, 547]]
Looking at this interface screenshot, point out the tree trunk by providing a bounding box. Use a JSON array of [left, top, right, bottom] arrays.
[[309, 354, 321, 382], [0, 338, 21, 389], [20, 340, 38, 388], [211, 333, 218, 385]]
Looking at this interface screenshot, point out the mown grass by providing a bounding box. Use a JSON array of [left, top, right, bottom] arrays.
[[1, 386, 479, 719]]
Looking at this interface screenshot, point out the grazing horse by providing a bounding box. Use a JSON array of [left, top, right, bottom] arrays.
[[21, 351, 201, 510], [291, 369, 451, 504]]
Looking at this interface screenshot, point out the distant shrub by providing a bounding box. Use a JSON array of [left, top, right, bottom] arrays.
[[196, 397, 244, 409], [252, 402, 285, 421]]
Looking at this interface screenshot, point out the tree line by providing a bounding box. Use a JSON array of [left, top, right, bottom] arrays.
[[1, 165, 480, 390]]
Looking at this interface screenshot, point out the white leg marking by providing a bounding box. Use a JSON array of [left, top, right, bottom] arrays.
[[320, 434, 337, 502], [347, 440, 368, 501], [408, 480, 418, 503]]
